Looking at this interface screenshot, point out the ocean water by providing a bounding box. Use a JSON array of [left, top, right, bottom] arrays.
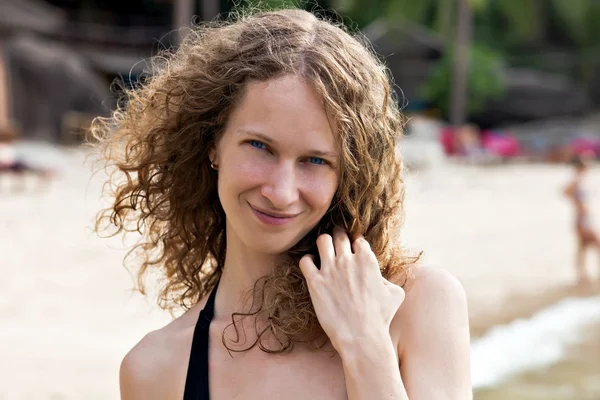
[[473, 295, 600, 399]]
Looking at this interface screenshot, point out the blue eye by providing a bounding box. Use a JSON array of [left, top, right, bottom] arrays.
[[250, 140, 266, 149], [308, 157, 326, 165]]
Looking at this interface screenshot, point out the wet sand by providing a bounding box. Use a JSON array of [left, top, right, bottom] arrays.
[[1, 148, 600, 398]]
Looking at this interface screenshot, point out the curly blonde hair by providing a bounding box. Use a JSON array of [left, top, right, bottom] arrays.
[[93, 6, 416, 353]]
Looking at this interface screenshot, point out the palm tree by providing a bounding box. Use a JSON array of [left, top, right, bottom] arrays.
[[364, 0, 535, 125], [173, 0, 195, 42], [450, 0, 473, 126]]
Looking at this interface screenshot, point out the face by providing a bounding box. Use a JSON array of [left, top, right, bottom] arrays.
[[212, 75, 340, 255]]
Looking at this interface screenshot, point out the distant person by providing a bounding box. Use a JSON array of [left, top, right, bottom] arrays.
[[563, 153, 599, 285], [93, 8, 471, 400], [0, 124, 23, 171], [456, 124, 486, 164], [0, 123, 54, 191]]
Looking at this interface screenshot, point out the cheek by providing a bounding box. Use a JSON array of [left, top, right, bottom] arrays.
[[220, 152, 268, 192], [300, 172, 338, 211]]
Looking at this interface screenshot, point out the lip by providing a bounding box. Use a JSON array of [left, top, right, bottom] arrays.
[[249, 204, 300, 226]]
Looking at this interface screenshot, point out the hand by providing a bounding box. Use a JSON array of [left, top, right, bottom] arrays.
[[299, 228, 405, 352]]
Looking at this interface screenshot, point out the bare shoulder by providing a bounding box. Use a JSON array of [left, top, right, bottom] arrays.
[[392, 267, 469, 348], [392, 267, 472, 398], [119, 304, 204, 400], [119, 328, 172, 399], [404, 266, 467, 310]]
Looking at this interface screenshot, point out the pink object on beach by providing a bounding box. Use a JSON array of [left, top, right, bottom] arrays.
[[569, 138, 600, 156], [481, 131, 520, 158], [440, 127, 456, 155]]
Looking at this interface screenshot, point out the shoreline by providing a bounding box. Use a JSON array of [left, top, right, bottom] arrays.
[[469, 282, 600, 338], [473, 307, 600, 399]]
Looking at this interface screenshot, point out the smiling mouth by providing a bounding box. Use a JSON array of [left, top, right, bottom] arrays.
[[249, 204, 300, 226]]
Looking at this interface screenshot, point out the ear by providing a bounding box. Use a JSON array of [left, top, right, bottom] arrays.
[[209, 147, 217, 165]]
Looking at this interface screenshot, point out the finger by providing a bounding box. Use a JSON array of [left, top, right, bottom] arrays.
[[352, 235, 371, 254], [299, 254, 319, 282], [332, 227, 352, 257], [316, 234, 336, 268], [388, 283, 406, 305]]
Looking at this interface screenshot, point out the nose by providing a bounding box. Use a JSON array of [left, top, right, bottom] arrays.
[[260, 161, 299, 209]]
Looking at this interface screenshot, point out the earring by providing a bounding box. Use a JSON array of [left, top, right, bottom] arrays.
[[210, 161, 218, 170]]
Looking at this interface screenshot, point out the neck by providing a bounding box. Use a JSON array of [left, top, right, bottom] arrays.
[[215, 227, 281, 319]]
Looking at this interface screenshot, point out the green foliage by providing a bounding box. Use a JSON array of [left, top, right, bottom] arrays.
[[386, 0, 433, 26], [479, 0, 543, 49], [242, 0, 307, 10], [340, 0, 393, 29], [550, 0, 589, 44], [235, 0, 600, 110], [419, 44, 506, 118]]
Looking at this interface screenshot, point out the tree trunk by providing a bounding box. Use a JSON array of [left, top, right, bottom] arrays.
[[202, 0, 220, 22], [0, 42, 10, 130], [173, 0, 195, 43], [450, 0, 472, 126]]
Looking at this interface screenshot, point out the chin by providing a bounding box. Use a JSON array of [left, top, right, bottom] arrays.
[[244, 233, 301, 256]]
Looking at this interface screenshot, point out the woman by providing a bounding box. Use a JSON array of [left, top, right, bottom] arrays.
[[564, 153, 599, 286], [93, 8, 471, 399]]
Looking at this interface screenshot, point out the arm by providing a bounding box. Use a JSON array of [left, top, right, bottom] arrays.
[[339, 268, 472, 400], [398, 268, 472, 399], [338, 332, 409, 400], [299, 232, 471, 399]]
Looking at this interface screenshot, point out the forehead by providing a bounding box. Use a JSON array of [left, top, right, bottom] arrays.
[[224, 75, 338, 154]]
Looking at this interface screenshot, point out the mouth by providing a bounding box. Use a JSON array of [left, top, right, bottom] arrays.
[[249, 204, 300, 226]]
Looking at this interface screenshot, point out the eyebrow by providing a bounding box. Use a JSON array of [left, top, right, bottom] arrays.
[[238, 129, 339, 160]]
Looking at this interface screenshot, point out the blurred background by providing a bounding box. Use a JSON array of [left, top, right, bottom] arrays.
[[1, 0, 599, 399]]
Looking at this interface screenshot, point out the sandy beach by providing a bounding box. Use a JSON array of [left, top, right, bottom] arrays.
[[1, 146, 599, 399], [403, 163, 600, 331]]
